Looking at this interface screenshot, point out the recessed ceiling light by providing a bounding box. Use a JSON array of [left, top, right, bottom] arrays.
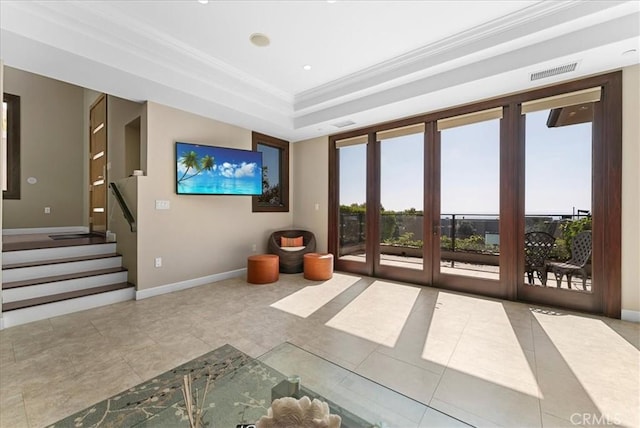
[[249, 33, 270, 47], [303, 65, 312, 71], [198, 0, 208, 4], [327, 0, 337, 3]]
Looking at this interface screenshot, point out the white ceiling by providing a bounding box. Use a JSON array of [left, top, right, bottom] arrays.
[[1, 0, 638, 142]]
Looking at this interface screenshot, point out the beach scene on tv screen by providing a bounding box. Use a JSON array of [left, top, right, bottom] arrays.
[[176, 142, 262, 195]]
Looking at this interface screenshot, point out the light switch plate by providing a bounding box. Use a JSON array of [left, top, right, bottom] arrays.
[[155, 200, 170, 210]]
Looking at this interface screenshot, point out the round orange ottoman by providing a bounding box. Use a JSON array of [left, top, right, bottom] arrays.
[[303, 253, 334, 281], [247, 254, 279, 284]]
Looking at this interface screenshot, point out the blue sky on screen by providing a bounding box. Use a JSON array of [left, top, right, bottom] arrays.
[[176, 143, 260, 180], [339, 109, 592, 215]]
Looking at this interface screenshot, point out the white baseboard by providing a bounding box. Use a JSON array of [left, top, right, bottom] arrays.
[[136, 268, 247, 300], [621, 309, 640, 323], [2, 226, 89, 236]]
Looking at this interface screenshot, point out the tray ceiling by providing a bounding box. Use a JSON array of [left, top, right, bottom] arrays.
[[1, 0, 638, 141]]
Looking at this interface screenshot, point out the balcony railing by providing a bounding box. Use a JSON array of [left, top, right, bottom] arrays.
[[339, 211, 590, 262]]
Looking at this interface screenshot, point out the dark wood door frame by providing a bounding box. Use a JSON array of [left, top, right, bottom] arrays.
[[89, 94, 108, 235], [514, 72, 622, 317], [328, 71, 622, 318]]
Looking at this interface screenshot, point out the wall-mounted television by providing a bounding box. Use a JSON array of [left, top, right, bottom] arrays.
[[175, 142, 263, 195]]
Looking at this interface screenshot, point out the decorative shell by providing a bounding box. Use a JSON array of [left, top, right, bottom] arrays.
[[256, 396, 341, 428]]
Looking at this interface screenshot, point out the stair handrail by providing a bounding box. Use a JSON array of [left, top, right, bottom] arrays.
[[109, 182, 137, 233]]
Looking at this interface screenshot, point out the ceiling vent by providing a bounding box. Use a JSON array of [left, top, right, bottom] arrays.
[[332, 120, 356, 128], [530, 62, 578, 81]]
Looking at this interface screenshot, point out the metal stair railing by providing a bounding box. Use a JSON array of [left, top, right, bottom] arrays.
[[109, 182, 136, 233]]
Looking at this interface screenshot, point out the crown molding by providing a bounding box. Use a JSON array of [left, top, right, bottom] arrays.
[[1, 1, 293, 112], [293, 13, 640, 129], [2, 0, 637, 142], [294, 0, 632, 112], [77, 1, 294, 104]]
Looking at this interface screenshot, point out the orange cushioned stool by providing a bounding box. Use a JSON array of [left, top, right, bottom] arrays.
[[303, 253, 334, 281], [247, 254, 279, 284]]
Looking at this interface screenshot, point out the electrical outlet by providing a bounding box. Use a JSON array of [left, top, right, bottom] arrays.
[[154, 257, 162, 268], [251, 243, 257, 252], [314, 203, 319, 211], [44, 207, 51, 214]]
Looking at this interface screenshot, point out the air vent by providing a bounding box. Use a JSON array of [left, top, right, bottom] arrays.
[[332, 120, 356, 128], [530, 62, 578, 81]]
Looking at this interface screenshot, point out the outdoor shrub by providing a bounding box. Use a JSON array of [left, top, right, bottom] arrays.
[[383, 232, 423, 248], [560, 217, 592, 252], [440, 235, 453, 250], [457, 221, 476, 239], [550, 238, 570, 261], [456, 235, 486, 252]]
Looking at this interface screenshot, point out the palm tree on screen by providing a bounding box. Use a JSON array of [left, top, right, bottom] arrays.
[[178, 151, 215, 183]]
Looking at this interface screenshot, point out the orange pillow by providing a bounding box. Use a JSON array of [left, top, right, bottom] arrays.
[[281, 236, 303, 247]]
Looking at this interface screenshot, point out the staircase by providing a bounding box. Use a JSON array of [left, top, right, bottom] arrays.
[[1, 236, 135, 329]]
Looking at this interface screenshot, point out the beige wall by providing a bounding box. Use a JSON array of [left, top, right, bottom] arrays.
[[3, 67, 85, 228], [107, 95, 143, 182], [106, 96, 143, 286], [125, 117, 141, 176], [136, 102, 293, 290], [292, 136, 329, 253], [621, 64, 640, 317]]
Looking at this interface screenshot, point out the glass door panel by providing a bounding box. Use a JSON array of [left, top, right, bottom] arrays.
[[378, 130, 424, 271], [523, 103, 593, 291], [439, 118, 501, 281], [338, 141, 368, 264]]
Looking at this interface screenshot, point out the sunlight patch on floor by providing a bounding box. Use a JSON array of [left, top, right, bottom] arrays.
[[534, 312, 640, 427], [325, 281, 420, 347], [424, 293, 540, 398], [269, 273, 360, 318]]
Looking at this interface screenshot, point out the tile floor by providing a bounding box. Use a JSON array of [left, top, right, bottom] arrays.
[[0, 273, 638, 427]]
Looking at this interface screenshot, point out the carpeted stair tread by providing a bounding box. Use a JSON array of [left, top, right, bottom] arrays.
[[2, 267, 128, 289], [2, 282, 134, 312]]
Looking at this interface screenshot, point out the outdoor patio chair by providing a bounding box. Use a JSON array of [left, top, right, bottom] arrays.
[[524, 231, 555, 285], [546, 230, 592, 289]]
